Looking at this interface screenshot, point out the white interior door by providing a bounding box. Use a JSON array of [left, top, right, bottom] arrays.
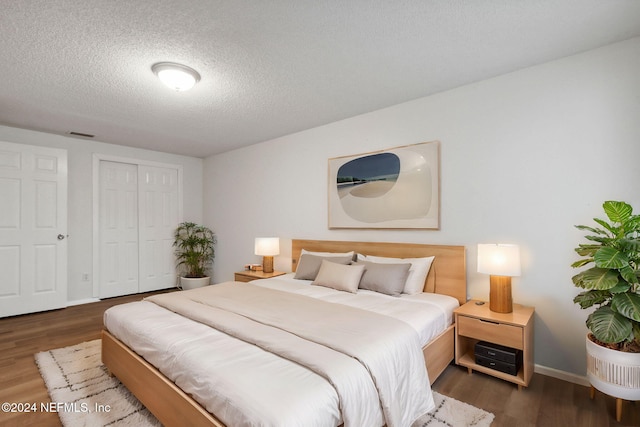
[[0, 141, 67, 317], [138, 165, 179, 292], [98, 161, 139, 298]]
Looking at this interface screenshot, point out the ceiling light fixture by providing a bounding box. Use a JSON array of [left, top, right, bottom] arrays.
[[151, 62, 201, 92]]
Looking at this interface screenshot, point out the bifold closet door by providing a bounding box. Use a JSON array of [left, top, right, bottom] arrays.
[[138, 165, 178, 292], [98, 161, 139, 299]]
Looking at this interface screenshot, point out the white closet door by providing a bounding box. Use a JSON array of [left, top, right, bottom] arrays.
[[0, 141, 67, 317], [98, 161, 139, 298], [138, 165, 179, 292]]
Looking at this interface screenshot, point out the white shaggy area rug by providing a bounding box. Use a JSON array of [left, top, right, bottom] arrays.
[[36, 340, 494, 427]]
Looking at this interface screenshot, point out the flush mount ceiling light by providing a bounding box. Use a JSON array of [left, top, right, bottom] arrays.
[[151, 62, 201, 91]]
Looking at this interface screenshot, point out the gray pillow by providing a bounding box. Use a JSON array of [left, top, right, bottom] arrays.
[[293, 254, 353, 280], [355, 261, 411, 296]]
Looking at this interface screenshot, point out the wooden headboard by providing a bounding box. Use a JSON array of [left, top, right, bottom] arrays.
[[291, 239, 467, 304]]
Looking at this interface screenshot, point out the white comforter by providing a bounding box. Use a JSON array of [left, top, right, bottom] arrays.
[[103, 277, 458, 427], [256, 274, 458, 346]]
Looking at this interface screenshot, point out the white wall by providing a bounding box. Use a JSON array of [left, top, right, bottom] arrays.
[[0, 125, 204, 302], [203, 37, 640, 377]]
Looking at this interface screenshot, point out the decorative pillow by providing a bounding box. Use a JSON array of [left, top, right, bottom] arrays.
[[360, 255, 435, 295], [312, 260, 365, 293], [293, 254, 353, 280], [355, 261, 411, 297], [301, 249, 355, 259]]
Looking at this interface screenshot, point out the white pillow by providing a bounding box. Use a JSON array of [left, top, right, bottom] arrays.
[[302, 249, 355, 259], [312, 260, 364, 293], [360, 255, 435, 295]]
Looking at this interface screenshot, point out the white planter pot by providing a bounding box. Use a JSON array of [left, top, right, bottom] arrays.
[[586, 334, 640, 400], [179, 276, 210, 290]]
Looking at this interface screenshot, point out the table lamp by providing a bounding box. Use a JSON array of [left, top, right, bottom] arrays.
[[477, 243, 521, 313], [255, 237, 280, 273]]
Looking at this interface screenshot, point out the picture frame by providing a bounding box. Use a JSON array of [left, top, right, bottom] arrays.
[[328, 141, 440, 229]]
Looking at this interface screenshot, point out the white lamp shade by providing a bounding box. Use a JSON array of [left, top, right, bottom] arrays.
[[477, 244, 521, 277], [255, 237, 280, 256]]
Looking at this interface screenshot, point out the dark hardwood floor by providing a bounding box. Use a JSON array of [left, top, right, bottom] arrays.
[[0, 291, 172, 427], [433, 362, 639, 426], [0, 293, 638, 426]]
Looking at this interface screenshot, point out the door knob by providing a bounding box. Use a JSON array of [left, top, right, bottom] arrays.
[[57, 234, 66, 240]]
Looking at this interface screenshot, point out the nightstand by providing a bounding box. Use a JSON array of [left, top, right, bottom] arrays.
[[455, 300, 534, 390], [234, 270, 286, 283]]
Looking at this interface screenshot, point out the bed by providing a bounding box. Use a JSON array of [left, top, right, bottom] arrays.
[[102, 239, 466, 427]]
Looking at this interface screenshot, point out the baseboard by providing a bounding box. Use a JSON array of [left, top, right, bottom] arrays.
[[535, 364, 589, 387], [66, 297, 100, 307]]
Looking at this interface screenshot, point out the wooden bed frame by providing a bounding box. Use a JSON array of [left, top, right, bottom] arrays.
[[102, 239, 466, 427]]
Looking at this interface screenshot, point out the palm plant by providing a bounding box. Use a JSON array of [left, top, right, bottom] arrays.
[[572, 201, 640, 352], [173, 222, 216, 278]]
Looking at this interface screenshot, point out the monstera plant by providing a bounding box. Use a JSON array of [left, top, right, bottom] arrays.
[[572, 200, 640, 352]]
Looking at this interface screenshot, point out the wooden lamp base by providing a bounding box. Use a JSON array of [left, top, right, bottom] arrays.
[[489, 275, 513, 313], [262, 256, 274, 273]]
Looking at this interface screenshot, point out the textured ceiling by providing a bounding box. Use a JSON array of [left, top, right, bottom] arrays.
[[2, 1, 640, 158]]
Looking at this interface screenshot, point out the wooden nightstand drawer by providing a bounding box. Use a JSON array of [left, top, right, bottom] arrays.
[[234, 271, 285, 283], [234, 274, 254, 283], [457, 316, 523, 349]]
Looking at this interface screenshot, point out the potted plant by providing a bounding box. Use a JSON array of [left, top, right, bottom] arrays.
[[173, 221, 216, 290], [571, 201, 640, 412]]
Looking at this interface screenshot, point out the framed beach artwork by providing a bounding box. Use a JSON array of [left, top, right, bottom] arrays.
[[328, 141, 440, 229]]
